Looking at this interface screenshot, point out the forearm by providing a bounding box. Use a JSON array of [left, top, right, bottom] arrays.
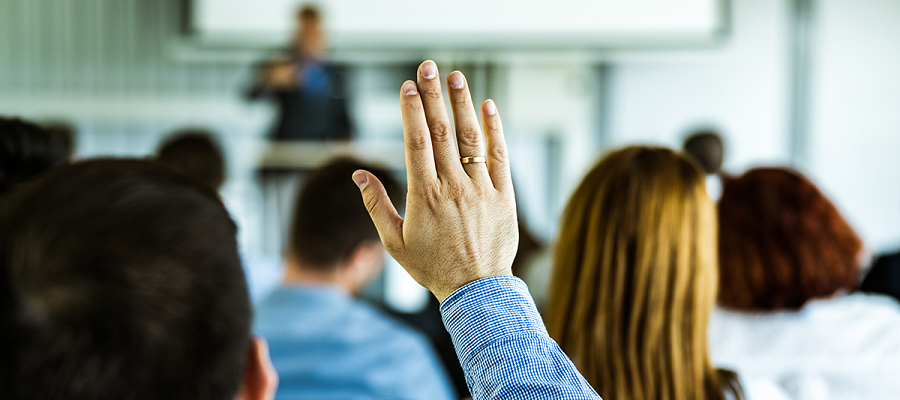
[[440, 276, 601, 400]]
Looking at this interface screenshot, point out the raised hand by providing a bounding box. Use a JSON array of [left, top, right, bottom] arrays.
[[353, 60, 519, 301]]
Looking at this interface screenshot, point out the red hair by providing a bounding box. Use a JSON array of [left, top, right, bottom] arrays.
[[717, 168, 862, 311]]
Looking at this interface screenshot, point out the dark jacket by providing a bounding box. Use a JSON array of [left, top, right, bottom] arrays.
[[247, 57, 352, 141], [860, 250, 900, 304]]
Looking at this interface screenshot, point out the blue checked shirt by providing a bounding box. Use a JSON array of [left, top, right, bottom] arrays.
[[440, 276, 602, 400]]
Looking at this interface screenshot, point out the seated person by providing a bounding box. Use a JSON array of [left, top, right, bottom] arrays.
[[0, 159, 277, 399], [545, 146, 786, 400], [253, 157, 456, 400], [682, 129, 725, 200], [155, 129, 283, 304], [710, 167, 900, 399], [0, 116, 70, 195]]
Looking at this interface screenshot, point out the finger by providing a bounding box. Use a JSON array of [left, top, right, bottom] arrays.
[[481, 99, 513, 194], [400, 80, 438, 186], [447, 71, 490, 181], [417, 60, 465, 179], [353, 170, 405, 253]]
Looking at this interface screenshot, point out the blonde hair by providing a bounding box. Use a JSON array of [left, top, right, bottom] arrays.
[[546, 146, 739, 400]]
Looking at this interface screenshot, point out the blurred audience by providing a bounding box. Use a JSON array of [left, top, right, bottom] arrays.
[[0, 160, 277, 399], [253, 158, 455, 400], [0, 116, 71, 196], [247, 5, 352, 140], [710, 167, 900, 399], [545, 146, 786, 400], [683, 130, 725, 201], [154, 129, 282, 304]]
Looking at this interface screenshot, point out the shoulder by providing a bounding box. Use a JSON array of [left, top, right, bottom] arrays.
[[875, 250, 900, 263], [736, 375, 791, 400], [867, 250, 900, 278], [711, 294, 900, 328], [251, 289, 302, 334], [351, 301, 433, 347], [710, 296, 900, 368], [811, 292, 900, 318], [862, 251, 900, 294], [350, 302, 454, 395]]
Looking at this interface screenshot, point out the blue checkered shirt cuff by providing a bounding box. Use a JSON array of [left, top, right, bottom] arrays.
[[440, 276, 547, 364], [440, 276, 601, 400]]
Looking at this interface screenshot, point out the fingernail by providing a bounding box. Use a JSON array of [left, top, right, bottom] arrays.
[[402, 81, 418, 95], [484, 99, 497, 115], [420, 60, 437, 80], [352, 172, 368, 189], [449, 71, 465, 89]]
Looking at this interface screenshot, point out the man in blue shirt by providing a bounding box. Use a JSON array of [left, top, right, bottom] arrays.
[[254, 157, 456, 400]]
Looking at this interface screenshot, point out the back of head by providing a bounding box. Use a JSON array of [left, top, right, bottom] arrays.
[[156, 130, 226, 192], [683, 131, 724, 175], [0, 117, 70, 195], [40, 121, 77, 158], [717, 168, 862, 311], [289, 157, 401, 270], [0, 160, 251, 400], [546, 146, 731, 400]]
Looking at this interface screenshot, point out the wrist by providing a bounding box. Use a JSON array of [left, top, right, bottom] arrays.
[[434, 272, 515, 303]]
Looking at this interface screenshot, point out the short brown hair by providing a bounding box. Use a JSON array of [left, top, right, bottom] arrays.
[[289, 157, 401, 270], [0, 160, 249, 399], [156, 130, 225, 192], [0, 117, 70, 195], [717, 168, 862, 311]]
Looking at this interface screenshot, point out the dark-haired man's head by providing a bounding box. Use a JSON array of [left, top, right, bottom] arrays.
[[0, 159, 276, 400], [156, 130, 226, 192], [0, 117, 71, 196], [682, 130, 724, 175], [286, 158, 402, 294], [40, 120, 77, 158]]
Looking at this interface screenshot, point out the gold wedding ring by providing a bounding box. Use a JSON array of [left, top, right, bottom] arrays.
[[460, 156, 487, 164]]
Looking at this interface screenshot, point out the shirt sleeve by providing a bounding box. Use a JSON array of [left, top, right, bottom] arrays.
[[440, 276, 602, 400]]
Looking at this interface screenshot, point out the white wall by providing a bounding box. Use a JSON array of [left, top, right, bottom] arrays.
[[194, 0, 724, 48], [598, 0, 900, 253], [479, 0, 793, 241], [808, 0, 900, 252], [606, 0, 791, 171], [504, 63, 600, 238]]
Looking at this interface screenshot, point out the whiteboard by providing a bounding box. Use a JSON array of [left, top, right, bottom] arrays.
[[192, 0, 728, 49]]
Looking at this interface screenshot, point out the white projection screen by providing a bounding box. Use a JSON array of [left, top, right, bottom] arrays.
[[191, 0, 728, 49]]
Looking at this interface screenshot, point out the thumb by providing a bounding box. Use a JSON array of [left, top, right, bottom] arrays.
[[352, 170, 404, 252]]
